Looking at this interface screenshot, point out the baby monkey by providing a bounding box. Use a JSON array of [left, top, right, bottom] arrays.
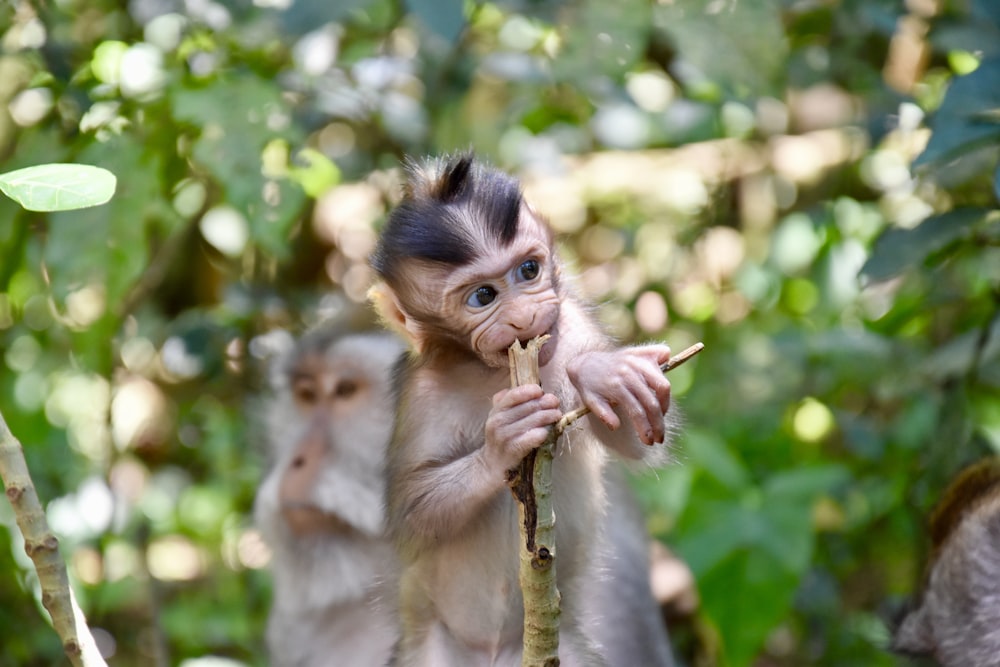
[[371, 154, 675, 666], [893, 457, 1000, 667], [254, 328, 404, 667]]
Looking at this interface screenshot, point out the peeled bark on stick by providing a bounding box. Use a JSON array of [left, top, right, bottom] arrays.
[[507, 339, 704, 667], [0, 409, 107, 667], [507, 336, 561, 667]]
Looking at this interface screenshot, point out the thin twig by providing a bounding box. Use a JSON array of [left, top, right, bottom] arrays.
[[555, 342, 705, 434]]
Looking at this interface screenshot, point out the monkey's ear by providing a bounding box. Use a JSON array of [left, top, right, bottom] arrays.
[[369, 282, 422, 350]]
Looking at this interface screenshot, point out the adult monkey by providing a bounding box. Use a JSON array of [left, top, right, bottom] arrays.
[[371, 154, 676, 666], [893, 457, 1000, 667], [254, 328, 404, 667]]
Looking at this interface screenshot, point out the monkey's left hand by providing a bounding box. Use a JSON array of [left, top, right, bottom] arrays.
[[567, 345, 672, 445]]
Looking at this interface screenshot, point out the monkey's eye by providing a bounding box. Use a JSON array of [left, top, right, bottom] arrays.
[[292, 380, 318, 405], [334, 379, 358, 398], [467, 285, 498, 308], [518, 260, 539, 281]]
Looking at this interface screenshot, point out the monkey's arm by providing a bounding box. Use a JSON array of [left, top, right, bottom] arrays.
[[388, 384, 561, 546]]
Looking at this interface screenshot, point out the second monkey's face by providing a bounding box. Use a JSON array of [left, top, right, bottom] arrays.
[[440, 209, 562, 369]]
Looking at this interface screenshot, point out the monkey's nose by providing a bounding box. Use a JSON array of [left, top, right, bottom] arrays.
[[508, 309, 536, 331]]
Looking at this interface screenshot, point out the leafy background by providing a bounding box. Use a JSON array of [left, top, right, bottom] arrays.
[[1, 0, 999, 665]]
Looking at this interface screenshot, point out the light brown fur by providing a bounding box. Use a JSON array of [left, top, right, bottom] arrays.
[[372, 155, 675, 666]]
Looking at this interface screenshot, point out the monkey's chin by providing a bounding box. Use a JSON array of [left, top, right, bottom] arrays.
[[281, 504, 354, 537]]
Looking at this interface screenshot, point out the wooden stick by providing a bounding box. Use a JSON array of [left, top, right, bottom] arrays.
[[507, 337, 562, 667]]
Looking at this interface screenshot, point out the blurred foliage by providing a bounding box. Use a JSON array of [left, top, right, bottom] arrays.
[[1, 0, 998, 666]]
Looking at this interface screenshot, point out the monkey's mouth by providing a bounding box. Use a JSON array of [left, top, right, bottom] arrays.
[[281, 503, 356, 537], [522, 320, 558, 367]]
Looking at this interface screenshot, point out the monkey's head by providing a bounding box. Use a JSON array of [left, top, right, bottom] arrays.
[[371, 154, 563, 369], [257, 329, 404, 541]]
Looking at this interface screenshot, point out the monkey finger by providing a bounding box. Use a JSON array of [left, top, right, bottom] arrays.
[[627, 344, 671, 366], [616, 390, 661, 445], [493, 395, 560, 425], [581, 391, 622, 432], [650, 344, 672, 367], [635, 365, 672, 413], [510, 426, 557, 456], [510, 406, 562, 432], [493, 384, 545, 409]]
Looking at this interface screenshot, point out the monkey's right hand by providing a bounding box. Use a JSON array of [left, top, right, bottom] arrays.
[[484, 385, 562, 472]]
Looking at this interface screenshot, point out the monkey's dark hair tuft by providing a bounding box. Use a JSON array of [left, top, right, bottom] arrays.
[[433, 154, 474, 202], [371, 153, 523, 284]]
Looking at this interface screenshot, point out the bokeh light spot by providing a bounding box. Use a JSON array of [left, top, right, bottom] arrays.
[[793, 397, 836, 443]]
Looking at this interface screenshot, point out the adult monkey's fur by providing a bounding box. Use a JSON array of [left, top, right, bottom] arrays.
[[254, 329, 404, 667], [893, 457, 1000, 667]]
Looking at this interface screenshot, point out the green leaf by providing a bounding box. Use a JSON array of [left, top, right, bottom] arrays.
[[288, 148, 341, 197], [860, 207, 992, 282], [763, 465, 850, 500], [684, 427, 751, 491], [653, 0, 787, 99], [914, 57, 1000, 168], [674, 500, 760, 576], [677, 479, 818, 666], [0, 163, 116, 212], [698, 549, 801, 667]]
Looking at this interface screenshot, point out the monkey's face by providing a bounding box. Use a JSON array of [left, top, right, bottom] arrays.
[[260, 335, 402, 540], [440, 212, 562, 369]]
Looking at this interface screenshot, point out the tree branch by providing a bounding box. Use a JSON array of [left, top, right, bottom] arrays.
[[0, 409, 107, 667], [506, 339, 704, 666], [507, 336, 561, 667]]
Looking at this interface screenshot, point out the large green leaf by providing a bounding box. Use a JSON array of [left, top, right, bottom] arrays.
[[677, 493, 815, 665], [653, 0, 786, 98], [860, 207, 993, 282], [684, 427, 751, 491], [763, 464, 850, 501], [698, 548, 801, 667], [914, 57, 1000, 168], [0, 163, 116, 212], [675, 466, 840, 665]]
